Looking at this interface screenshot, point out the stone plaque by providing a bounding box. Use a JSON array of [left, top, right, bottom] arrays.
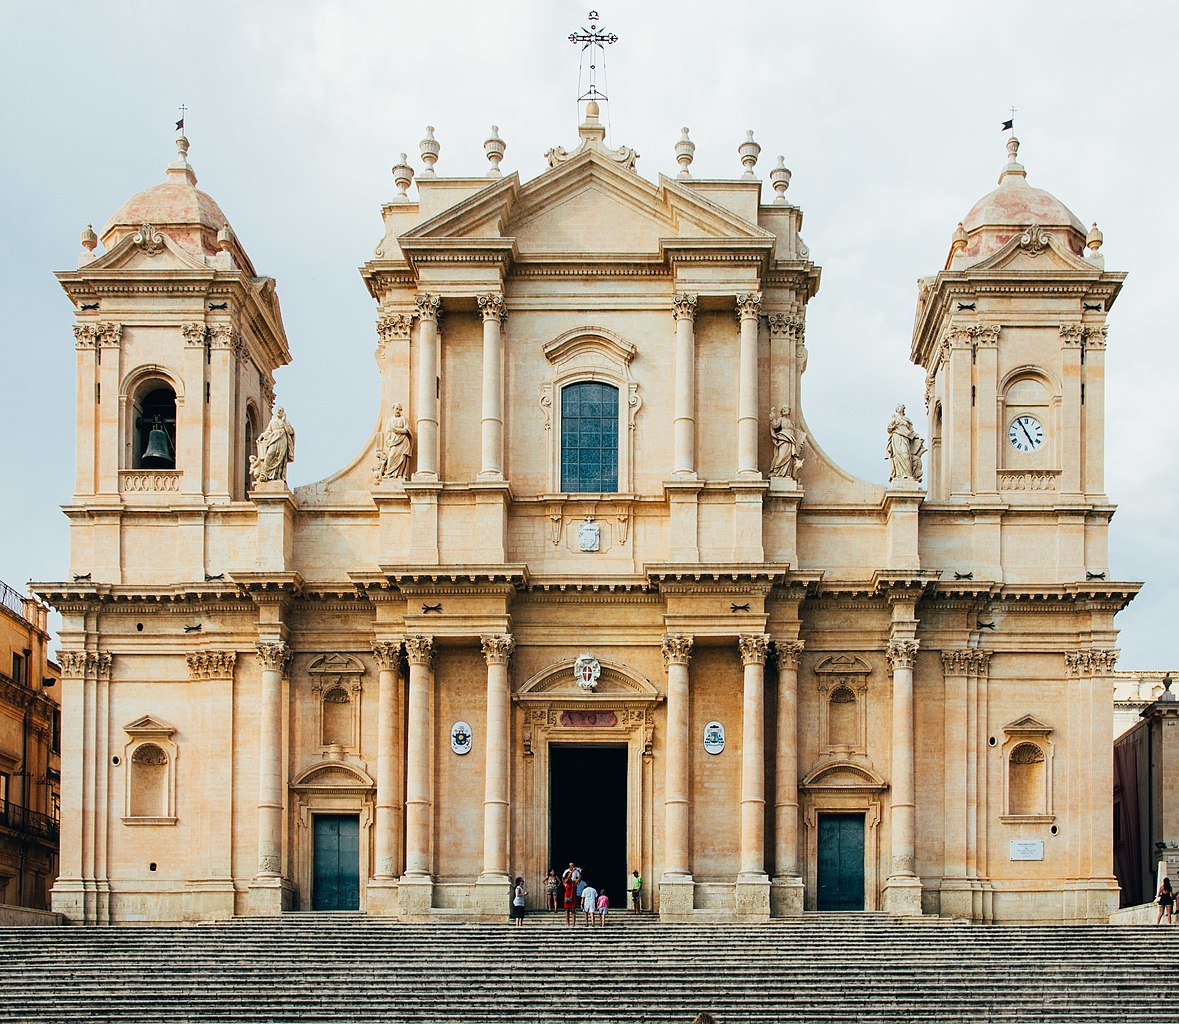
[[1009, 839, 1044, 861], [704, 720, 725, 755], [450, 721, 473, 755], [558, 709, 618, 728], [578, 521, 600, 551]]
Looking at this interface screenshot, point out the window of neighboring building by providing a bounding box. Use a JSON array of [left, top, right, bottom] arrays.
[[51, 709, 61, 754], [51, 792, 60, 824], [0, 773, 8, 822], [11, 652, 25, 684], [560, 381, 619, 493]]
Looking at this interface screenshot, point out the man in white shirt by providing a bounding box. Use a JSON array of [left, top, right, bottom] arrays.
[[581, 879, 598, 927]]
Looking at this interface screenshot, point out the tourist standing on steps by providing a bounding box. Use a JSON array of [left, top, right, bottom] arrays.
[[563, 874, 578, 926], [545, 868, 560, 912], [512, 877, 528, 927], [1157, 876, 1174, 924], [596, 889, 609, 926], [581, 879, 599, 927], [572, 862, 584, 901], [630, 869, 643, 914]]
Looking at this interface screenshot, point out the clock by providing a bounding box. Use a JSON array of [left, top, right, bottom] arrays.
[[1008, 415, 1045, 453]]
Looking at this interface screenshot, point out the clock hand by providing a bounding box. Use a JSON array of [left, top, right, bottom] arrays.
[[1019, 420, 1035, 446]]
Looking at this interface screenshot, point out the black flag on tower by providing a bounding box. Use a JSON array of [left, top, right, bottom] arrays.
[[1001, 119, 1014, 131]]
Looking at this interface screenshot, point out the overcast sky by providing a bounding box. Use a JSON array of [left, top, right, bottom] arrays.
[[0, 1, 1174, 670]]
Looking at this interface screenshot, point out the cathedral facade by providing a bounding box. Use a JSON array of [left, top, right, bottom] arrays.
[[38, 104, 1135, 924]]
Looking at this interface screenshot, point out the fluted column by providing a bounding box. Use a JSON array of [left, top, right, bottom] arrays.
[[773, 639, 805, 914], [413, 294, 441, 480], [477, 294, 507, 480], [254, 641, 289, 879], [736, 292, 762, 476], [672, 292, 698, 476], [402, 636, 435, 883], [372, 640, 402, 880], [883, 638, 922, 916], [480, 635, 514, 878]]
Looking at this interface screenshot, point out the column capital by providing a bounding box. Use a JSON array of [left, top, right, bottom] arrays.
[[735, 292, 763, 321], [97, 322, 124, 347], [661, 634, 694, 667], [480, 634, 515, 665], [404, 635, 435, 668], [1066, 648, 1119, 677], [477, 293, 508, 324], [886, 638, 920, 670], [414, 293, 442, 324], [58, 650, 113, 679], [775, 639, 805, 670], [378, 313, 414, 343], [187, 651, 237, 680], [672, 292, 698, 322], [738, 633, 771, 666], [181, 322, 208, 347], [766, 312, 804, 340], [255, 641, 291, 673], [72, 324, 98, 348], [941, 648, 991, 676], [372, 640, 402, 672]]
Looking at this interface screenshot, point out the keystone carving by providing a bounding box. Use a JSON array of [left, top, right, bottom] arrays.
[[133, 223, 166, 256]]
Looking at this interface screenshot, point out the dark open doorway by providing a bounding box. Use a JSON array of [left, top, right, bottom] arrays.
[[550, 745, 628, 905]]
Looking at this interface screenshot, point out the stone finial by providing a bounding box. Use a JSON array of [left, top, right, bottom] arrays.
[[1086, 222, 1103, 252], [166, 133, 198, 186], [998, 134, 1026, 184], [579, 99, 607, 144], [951, 222, 968, 252], [392, 153, 414, 201], [675, 127, 695, 179], [81, 224, 97, 253], [217, 223, 235, 253], [419, 126, 440, 177], [484, 125, 506, 177], [770, 156, 791, 202], [738, 130, 761, 179]]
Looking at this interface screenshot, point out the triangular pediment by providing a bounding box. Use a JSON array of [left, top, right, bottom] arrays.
[[815, 654, 873, 675], [967, 229, 1098, 275], [308, 653, 365, 675], [1004, 714, 1053, 735], [123, 714, 176, 737], [84, 230, 213, 273], [401, 173, 521, 242]]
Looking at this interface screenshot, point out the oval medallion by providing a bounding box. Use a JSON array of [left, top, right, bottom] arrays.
[[703, 720, 725, 755], [450, 721, 473, 755]]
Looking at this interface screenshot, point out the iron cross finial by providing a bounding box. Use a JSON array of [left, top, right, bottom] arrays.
[[569, 10, 618, 105]]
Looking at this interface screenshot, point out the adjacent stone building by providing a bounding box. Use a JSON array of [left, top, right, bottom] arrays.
[[0, 580, 61, 910], [37, 104, 1138, 924]]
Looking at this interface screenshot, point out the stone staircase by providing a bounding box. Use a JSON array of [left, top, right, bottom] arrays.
[[1, 913, 1175, 1023]]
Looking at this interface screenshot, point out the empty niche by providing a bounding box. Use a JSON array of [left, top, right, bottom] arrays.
[[122, 715, 178, 824], [814, 655, 871, 756], [308, 654, 366, 753], [1001, 715, 1055, 821]]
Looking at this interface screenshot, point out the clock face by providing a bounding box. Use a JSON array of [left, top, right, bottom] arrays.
[[1008, 415, 1045, 453]]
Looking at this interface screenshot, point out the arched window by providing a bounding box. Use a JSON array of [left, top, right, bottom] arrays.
[[828, 686, 857, 747], [132, 380, 177, 469], [130, 743, 169, 817], [560, 381, 619, 492], [243, 407, 257, 497], [1008, 742, 1046, 816]]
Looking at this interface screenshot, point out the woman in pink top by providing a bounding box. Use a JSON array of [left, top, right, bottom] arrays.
[[595, 889, 609, 926]]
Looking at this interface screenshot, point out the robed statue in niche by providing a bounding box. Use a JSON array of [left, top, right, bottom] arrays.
[[250, 407, 296, 484], [769, 405, 805, 481], [373, 403, 414, 481]]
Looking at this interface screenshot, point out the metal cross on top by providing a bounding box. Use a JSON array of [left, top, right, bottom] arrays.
[[569, 10, 618, 104]]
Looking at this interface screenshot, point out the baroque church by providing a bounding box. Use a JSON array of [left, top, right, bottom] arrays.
[[37, 97, 1136, 925]]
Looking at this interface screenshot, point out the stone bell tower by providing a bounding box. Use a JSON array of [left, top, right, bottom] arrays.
[[56, 134, 291, 584], [911, 135, 1125, 582]]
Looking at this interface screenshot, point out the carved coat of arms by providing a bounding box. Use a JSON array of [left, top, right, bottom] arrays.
[[573, 653, 601, 691]]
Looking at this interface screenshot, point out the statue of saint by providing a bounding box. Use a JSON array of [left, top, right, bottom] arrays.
[[886, 403, 926, 483], [373, 403, 414, 481], [250, 407, 296, 484], [769, 405, 805, 480]]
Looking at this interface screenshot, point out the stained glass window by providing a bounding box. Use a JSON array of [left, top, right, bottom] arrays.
[[560, 381, 619, 492]]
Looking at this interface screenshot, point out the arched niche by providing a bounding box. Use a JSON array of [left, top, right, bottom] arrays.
[[814, 655, 871, 756], [308, 654, 365, 755], [121, 714, 178, 825], [1000, 715, 1055, 823]]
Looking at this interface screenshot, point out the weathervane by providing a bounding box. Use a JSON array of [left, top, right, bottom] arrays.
[[176, 103, 187, 132], [569, 10, 618, 106]]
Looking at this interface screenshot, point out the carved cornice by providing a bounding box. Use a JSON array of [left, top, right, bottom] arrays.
[[403, 635, 435, 668], [661, 634, 693, 668], [187, 651, 237, 680], [885, 639, 920, 670], [775, 639, 805, 670], [767, 312, 804, 340], [481, 634, 515, 666], [671, 292, 698, 322], [1066, 648, 1119, 676], [738, 633, 771, 666], [371, 641, 402, 672], [477, 293, 508, 324], [735, 292, 762, 321], [255, 641, 291, 673], [414, 293, 442, 324], [377, 313, 414, 343], [181, 323, 208, 347]]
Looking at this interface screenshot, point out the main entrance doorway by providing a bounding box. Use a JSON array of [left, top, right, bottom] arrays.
[[817, 812, 866, 911], [312, 813, 360, 911], [550, 745, 628, 902]]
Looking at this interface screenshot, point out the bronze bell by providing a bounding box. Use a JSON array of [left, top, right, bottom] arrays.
[[141, 422, 174, 468]]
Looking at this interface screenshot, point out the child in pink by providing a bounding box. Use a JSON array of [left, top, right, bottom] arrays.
[[595, 889, 609, 926]]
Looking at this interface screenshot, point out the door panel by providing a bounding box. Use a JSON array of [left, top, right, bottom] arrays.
[[313, 814, 360, 911], [817, 812, 866, 911]]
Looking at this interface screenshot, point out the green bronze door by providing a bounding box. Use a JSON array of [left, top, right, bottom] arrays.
[[817, 812, 866, 911], [313, 814, 360, 911]]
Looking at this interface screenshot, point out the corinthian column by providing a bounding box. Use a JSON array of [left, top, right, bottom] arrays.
[[736, 634, 771, 917], [672, 292, 698, 476], [773, 639, 804, 915], [254, 641, 289, 881], [400, 635, 435, 915], [660, 634, 694, 917], [414, 294, 441, 480], [477, 295, 507, 480], [883, 638, 923, 916], [735, 292, 762, 476], [371, 641, 402, 882], [477, 634, 515, 917]]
